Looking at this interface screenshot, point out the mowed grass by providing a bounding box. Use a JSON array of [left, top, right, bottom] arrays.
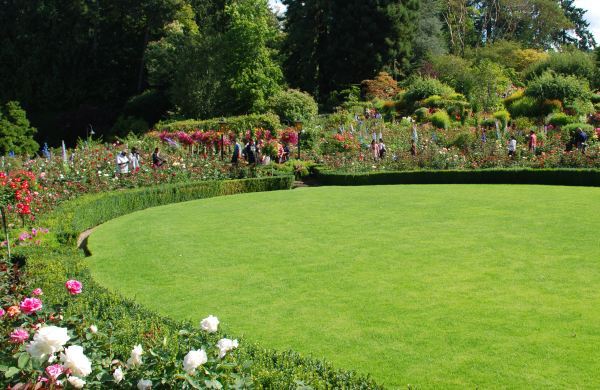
[[87, 185, 600, 388]]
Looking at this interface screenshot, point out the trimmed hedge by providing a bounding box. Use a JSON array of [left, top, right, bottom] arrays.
[[314, 169, 600, 187], [156, 113, 281, 133], [22, 175, 383, 389]]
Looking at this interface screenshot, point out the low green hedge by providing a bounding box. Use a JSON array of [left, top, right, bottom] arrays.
[[314, 168, 600, 187], [20, 175, 382, 389]]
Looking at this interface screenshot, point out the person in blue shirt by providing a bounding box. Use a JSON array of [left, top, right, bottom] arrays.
[[231, 137, 241, 165]]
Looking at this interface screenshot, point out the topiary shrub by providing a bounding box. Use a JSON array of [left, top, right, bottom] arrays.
[[525, 72, 592, 105], [0, 101, 39, 156], [414, 107, 430, 123], [402, 77, 455, 111], [266, 89, 318, 123], [157, 113, 281, 133], [547, 113, 578, 128], [430, 110, 451, 130], [525, 50, 596, 83]]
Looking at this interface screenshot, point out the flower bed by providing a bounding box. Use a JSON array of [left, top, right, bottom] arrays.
[[0, 176, 382, 388]]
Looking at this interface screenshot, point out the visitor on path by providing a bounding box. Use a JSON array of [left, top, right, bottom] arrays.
[[379, 138, 387, 159], [245, 139, 257, 165], [528, 130, 537, 154], [370, 140, 380, 161], [507, 136, 517, 157], [152, 147, 166, 168], [282, 144, 290, 163], [116, 149, 130, 175], [481, 128, 487, 144], [231, 138, 242, 165], [411, 124, 418, 145], [129, 147, 140, 172], [576, 128, 588, 154]]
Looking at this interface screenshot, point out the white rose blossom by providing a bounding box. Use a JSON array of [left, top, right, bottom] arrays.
[[137, 378, 152, 390], [127, 344, 143, 367], [216, 338, 239, 359], [89, 325, 98, 334], [60, 345, 92, 377], [113, 367, 124, 383], [26, 326, 70, 359], [68, 376, 86, 389], [183, 349, 208, 374], [200, 315, 219, 333]]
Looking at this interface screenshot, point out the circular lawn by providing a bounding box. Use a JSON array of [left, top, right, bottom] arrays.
[[87, 185, 600, 388]]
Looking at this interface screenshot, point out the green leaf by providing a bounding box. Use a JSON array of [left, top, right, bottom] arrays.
[[0, 365, 8, 372], [17, 354, 29, 369], [205, 379, 223, 389], [186, 376, 202, 389], [5, 367, 20, 378]]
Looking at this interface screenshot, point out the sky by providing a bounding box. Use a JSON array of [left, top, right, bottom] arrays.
[[268, 0, 600, 42]]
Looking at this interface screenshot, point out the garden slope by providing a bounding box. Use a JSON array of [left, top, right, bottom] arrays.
[[87, 185, 600, 388]]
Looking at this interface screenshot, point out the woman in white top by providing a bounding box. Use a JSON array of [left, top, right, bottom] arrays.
[[129, 147, 141, 171], [507, 136, 517, 157]]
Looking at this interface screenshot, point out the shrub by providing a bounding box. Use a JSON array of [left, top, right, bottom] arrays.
[[157, 113, 281, 133], [402, 77, 455, 110], [430, 110, 451, 130], [493, 110, 510, 130], [525, 50, 596, 83], [506, 96, 542, 118], [414, 107, 430, 123], [525, 72, 592, 105], [266, 89, 318, 123], [448, 132, 475, 151], [514, 117, 535, 131], [547, 113, 577, 127], [361, 72, 401, 100], [122, 89, 171, 126], [0, 101, 39, 156], [111, 115, 149, 137]]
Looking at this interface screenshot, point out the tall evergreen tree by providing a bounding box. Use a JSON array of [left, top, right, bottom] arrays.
[[555, 0, 596, 50]]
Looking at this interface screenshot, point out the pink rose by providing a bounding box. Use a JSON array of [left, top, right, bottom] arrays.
[[32, 288, 43, 296], [65, 280, 83, 295], [9, 328, 29, 344], [45, 364, 65, 381], [19, 297, 43, 315], [0, 308, 5, 317]]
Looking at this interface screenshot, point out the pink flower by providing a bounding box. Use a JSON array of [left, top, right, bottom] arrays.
[[19, 297, 43, 314], [9, 328, 29, 344], [0, 308, 5, 317], [65, 280, 83, 295], [32, 288, 43, 296], [45, 364, 65, 381]]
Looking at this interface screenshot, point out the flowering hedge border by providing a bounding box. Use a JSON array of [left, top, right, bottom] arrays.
[[11, 175, 383, 388], [313, 168, 600, 187]]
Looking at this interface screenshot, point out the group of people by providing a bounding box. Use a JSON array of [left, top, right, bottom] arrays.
[[115, 147, 167, 174], [231, 138, 291, 166]]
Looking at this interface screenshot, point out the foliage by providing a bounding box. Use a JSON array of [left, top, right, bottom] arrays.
[[402, 77, 456, 111], [525, 50, 596, 84], [525, 72, 592, 106], [547, 113, 578, 127], [430, 110, 451, 130], [0, 102, 38, 156], [468, 60, 511, 113], [157, 113, 281, 133], [266, 89, 318, 123], [361, 72, 401, 100], [493, 110, 511, 130], [561, 123, 594, 141], [111, 116, 149, 138]]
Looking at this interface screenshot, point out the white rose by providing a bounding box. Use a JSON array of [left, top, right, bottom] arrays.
[[183, 349, 208, 374], [60, 345, 92, 377], [137, 379, 152, 390], [89, 325, 98, 334], [26, 326, 70, 359], [216, 338, 239, 359], [113, 367, 124, 383], [68, 376, 86, 389], [200, 315, 219, 333], [127, 344, 143, 367]]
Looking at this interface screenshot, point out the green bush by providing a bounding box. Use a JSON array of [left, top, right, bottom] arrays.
[[414, 107, 430, 123], [111, 115, 149, 137], [547, 113, 577, 127], [157, 113, 281, 133], [493, 110, 510, 130], [402, 77, 455, 110], [448, 132, 475, 151], [525, 72, 592, 105], [525, 50, 596, 83], [430, 110, 451, 129], [0, 101, 39, 156], [123, 89, 171, 126], [266, 89, 318, 123]]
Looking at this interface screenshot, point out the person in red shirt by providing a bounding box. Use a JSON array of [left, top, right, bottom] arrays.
[[528, 130, 537, 154]]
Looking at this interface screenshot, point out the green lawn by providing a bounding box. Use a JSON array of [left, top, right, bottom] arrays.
[[87, 185, 600, 388]]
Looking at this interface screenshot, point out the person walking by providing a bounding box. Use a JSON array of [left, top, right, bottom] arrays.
[[507, 136, 517, 158], [528, 130, 537, 154], [231, 137, 242, 165], [379, 138, 387, 159], [116, 149, 130, 175], [575, 128, 588, 154], [129, 147, 140, 172], [152, 147, 166, 168], [370, 140, 380, 161], [245, 139, 257, 165]]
